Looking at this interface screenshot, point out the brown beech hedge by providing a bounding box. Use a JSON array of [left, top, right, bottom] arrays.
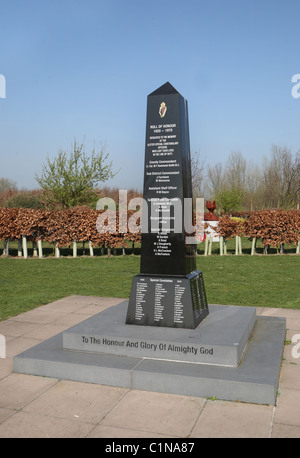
[[0, 207, 299, 250], [216, 209, 300, 247]]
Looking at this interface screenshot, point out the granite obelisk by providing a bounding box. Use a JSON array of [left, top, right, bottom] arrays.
[[126, 82, 208, 328]]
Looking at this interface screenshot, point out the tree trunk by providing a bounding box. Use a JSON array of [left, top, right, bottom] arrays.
[[3, 238, 9, 256], [204, 237, 208, 256], [38, 239, 43, 258], [235, 236, 239, 255], [33, 240, 38, 257], [22, 236, 28, 259], [73, 240, 77, 258], [208, 236, 213, 255], [224, 239, 227, 255], [89, 241, 94, 257], [219, 236, 224, 256], [55, 244, 60, 258], [18, 238, 22, 257], [251, 238, 256, 255]]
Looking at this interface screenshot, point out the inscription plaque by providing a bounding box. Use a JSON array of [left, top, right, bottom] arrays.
[[126, 82, 209, 329]]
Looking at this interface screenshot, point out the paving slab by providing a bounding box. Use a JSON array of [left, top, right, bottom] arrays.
[[0, 296, 299, 438], [0, 373, 58, 410], [273, 388, 300, 427], [13, 302, 285, 405], [22, 380, 128, 424], [100, 390, 206, 437], [190, 400, 274, 438], [271, 423, 300, 438], [0, 411, 95, 438]]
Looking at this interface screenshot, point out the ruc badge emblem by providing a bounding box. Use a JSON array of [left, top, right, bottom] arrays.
[[159, 102, 167, 118]]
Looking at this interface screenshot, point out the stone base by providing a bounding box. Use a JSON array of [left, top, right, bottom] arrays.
[[13, 300, 286, 405], [63, 302, 255, 367], [126, 270, 209, 329]]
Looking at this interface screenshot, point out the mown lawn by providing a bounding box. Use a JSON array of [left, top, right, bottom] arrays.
[[0, 254, 299, 321]]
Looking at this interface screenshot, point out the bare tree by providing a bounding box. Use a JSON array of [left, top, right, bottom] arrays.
[[206, 162, 224, 198], [0, 178, 17, 192], [191, 151, 206, 197], [192, 146, 299, 211], [244, 162, 264, 210], [225, 151, 247, 190], [262, 146, 300, 208]]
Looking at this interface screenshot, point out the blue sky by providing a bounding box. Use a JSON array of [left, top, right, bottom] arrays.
[[0, 0, 299, 191]]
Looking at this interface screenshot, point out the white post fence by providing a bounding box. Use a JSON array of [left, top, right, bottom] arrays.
[[22, 236, 28, 259], [38, 239, 43, 258]]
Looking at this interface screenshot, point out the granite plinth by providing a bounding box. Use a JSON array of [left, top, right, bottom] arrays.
[[13, 300, 286, 405], [63, 301, 255, 367]]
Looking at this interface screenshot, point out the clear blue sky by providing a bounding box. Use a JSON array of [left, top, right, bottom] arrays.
[[0, 0, 299, 192]]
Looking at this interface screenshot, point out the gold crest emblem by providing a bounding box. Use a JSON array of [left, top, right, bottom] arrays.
[[159, 102, 167, 118]]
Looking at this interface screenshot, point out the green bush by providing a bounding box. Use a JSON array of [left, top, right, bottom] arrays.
[[5, 193, 44, 209]]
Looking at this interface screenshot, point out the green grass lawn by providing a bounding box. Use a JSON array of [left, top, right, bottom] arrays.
[[0, 253, 299, 321]]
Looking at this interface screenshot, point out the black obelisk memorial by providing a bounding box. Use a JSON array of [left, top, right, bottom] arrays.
[[126, 82, 209, 329]]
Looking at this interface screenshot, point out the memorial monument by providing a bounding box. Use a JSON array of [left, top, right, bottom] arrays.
[[13, 83, 286, 406], [126, 82, 209, 329]]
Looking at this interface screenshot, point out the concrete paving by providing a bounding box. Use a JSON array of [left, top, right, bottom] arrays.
[[0, 295, 299, 438]]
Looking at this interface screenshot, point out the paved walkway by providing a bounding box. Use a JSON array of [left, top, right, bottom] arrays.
[[0, 296, 299, 438]]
